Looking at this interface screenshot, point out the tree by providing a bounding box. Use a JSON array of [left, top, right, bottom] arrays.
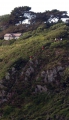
[[49, 9, 69, 22], [29, 12, 50, 25], [9, 6, 31, 25], [29, 10, 66, 24]]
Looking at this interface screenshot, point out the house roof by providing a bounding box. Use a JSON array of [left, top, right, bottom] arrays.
[[4, 33, 22, 37]]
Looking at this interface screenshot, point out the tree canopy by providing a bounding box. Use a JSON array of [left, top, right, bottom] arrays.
[[30, 9, 69, 24], [9, 6, 31, 25]]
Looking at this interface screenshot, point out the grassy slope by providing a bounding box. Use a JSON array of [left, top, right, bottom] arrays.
[[0, 22, 69, 78], [0, 22, 69, 120]]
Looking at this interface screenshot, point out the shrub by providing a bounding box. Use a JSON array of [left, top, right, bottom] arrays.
[[62, 67, 69, 82], [3, 105, 15, 116], [50, 40, 69, 49]]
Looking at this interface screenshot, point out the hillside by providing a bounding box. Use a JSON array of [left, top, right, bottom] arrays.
[[0, 22, 69, 120]]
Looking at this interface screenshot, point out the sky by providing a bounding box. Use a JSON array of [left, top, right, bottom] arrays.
[[0, 0, 69, 16]]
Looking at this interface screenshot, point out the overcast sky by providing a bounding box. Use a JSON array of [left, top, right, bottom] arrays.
[[0, 0, 69, 16]]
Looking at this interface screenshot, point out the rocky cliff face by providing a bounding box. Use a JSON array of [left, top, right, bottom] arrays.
[[0, 56, 68, 106]]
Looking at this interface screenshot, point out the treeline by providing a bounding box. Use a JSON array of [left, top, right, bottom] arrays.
[[0, 6, 69, 39]]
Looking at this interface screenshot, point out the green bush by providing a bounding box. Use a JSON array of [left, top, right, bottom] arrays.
[[50, 23, 65, 30], [50, 41, 62, 48], [3, 105, 15, 116], [50, 40, 69, 49], [62, 67, 69, 83]]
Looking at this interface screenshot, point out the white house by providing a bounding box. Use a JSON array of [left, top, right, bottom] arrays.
[[4, 33, 22, 40]]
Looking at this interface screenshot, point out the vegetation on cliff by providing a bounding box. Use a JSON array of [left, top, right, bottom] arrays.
[[0, 7, 69, 120]]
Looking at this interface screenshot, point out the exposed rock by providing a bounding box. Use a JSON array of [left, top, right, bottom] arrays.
[[35, 87, 38, 93], [40, 66, 66, 83], [0, 98, 7, 104], [25, 68, 31, 77], [11, 67, 16, 75], [41, 71, 46, 78], [52, 67, 57, 77], [42, 85, 47, 92], [35, 85, 47, 93], [29, 66, 34, 73], [44, 74, 48, 83], [35, 59, 38, 65], [59, 71, 63, 76], [11, 67, 15, 72], [47, 73, 54, 82], [57, 66, 64, 72], [34, 59, 39, 67], [29, 59, 33, 65], [0, 90, 6, 104], [47, 70, 55, 82], [25, 77, 28, 81], [5, 72, 10, 80], [25, 66, 34, 77]]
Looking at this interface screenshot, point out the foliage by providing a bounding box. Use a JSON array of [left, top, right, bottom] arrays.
[[9, 6, 31, 25], [3, 105, 15, 116], [61, 67, 69, 87], [50, 40, 69, 49]]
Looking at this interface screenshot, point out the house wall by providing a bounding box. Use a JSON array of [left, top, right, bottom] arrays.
[[4, 36, 20, 40], [4, 36, 9, 40]]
